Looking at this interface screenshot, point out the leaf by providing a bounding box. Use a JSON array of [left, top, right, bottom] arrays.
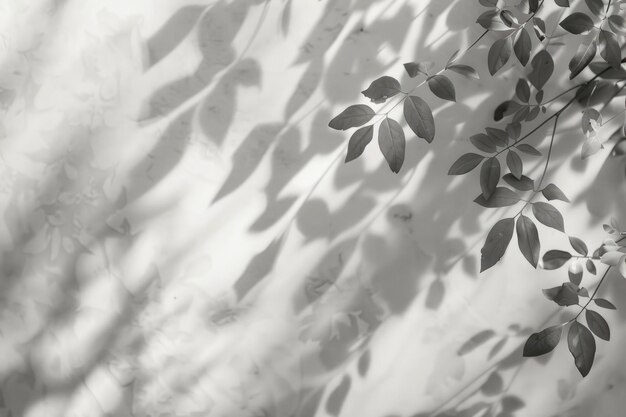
[[447, 64, 480, 79], [513, 106, 530, 123], [533, 17, 547, 41], [526, 106, 540, 121], [488, 37, 512, 75], [477, 10, 510, 31], [494, 101, 516, 121], [329, 105, 375, 130], [516, 144, 542, 156], [532, 202, 565, 232], [528, 50, 554, 90], [515, 79, 531, 102], [599, 30, 621, 69], [458, 329, 496, 355], [481, 157, 501, 199], [403, 61, 432, 77], [542, 183, 570, 202], [500, 10, 517, 28], [480, 371, 504, 395], [446, 49, 460, 67], [470, 133, 497, 153], [594, 298, 616, 309], [586, 310, 610, 341], [474, 187, 520, 208], [514, 28, 532, 66], [517, 215, 540, 268], [600, 250, 624, 266], [543, 283, 579, 306], [485, 127, 508, 146], [529, 0, 539, 13], [603, 224, 617, 234], [568, 321, 596, 377], [559, 13, 595, 34], [479, 0, 498, 5], [345, 125, 374, 163], [523, 325, 563, 357], [542, 250, 572, 269], [582, 136, 603, 160], [361, 76, 402, 103], [503, 173, 534, 191], [536, 90, 544, 103], [555, 0, 570, 6], [569, 236, 588, 255], [378, 118, 405, 173], [448, 153, 485, 175], [480, 218, 515, 272], [403, 95, 435, 143], [581, 108, 601, 134], [584, 0, 605, 17], [428, 75, 456, 101], [569, 261, 583, 285], [506, 150, 523, 180], [586, 259, 597, 275], [569, 40, 597, 80], [608, 15, 626, 33], [588, 62, 626, 79], [506, 122, 521, 139]]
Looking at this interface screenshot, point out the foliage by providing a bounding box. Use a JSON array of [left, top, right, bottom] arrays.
[[329, 0, 626, 377]]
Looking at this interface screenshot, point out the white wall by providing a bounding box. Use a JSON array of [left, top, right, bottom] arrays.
[[1, 0, 625, 416]]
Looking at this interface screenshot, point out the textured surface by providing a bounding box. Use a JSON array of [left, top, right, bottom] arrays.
[[1, 0, 626, 416]]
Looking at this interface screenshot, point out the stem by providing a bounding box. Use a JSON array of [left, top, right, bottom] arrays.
[[600, 108, 626, 127], [536, 114, 559, 189], [495, 67, 612, 157], [377, 29, 490, 119], [606, 0, 612, 15], [572, 266, 612, 321], [542, 84, 583, 105]]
